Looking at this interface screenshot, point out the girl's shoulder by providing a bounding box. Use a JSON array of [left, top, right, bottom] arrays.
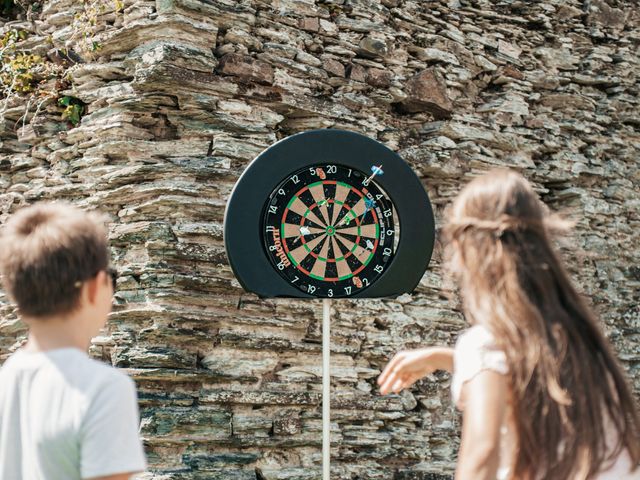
[[455, 324, 502, 353], [452, 324, 509, 406]]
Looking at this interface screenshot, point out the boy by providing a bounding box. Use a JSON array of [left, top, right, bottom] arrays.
[[0, 203, 147, 480]]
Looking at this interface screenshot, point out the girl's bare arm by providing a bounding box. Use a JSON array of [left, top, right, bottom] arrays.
[[378, 347, 454, 395], [455, 369, 508, 480]]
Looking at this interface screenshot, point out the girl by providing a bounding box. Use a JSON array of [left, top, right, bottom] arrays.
[[378, 170, 640, 480]]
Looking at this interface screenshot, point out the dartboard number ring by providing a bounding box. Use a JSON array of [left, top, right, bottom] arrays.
[[262, 164, 399, 298]]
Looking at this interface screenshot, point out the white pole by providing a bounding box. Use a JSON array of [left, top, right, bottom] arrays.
[[322, 298, 331, 480]]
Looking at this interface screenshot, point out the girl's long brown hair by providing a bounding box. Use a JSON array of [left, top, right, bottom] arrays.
[[443, 170, 640, 479]]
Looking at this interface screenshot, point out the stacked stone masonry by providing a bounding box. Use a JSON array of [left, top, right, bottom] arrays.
[[0, 1, 638, 479]]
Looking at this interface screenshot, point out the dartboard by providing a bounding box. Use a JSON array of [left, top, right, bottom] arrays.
[[263, 164, 397, 298], [224, 129, 434, 299]]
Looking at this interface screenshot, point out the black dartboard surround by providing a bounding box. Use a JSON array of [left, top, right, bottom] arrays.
[[224, 129, 435, 299]]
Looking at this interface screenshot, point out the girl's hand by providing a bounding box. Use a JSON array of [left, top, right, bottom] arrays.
[[377, 347, 454, 395]]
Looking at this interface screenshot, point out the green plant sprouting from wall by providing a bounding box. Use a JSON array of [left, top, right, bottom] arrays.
[[58, 96, 85, 126]]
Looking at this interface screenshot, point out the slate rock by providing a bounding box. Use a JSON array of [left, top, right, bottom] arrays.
[[219, 53, 274, 85], [357, 37, 388, 59], [398, 69, 453, 118]]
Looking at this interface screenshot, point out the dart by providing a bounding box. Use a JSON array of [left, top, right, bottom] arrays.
[[339, 212, 355, 226], [295, 225, 314, 241], [364, 198, 376, 214], [371, 165, 384, 176], [338, 210, 356, 226], [362, 164, 384, 186]]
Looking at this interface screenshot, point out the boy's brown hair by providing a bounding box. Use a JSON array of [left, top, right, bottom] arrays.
[[0, 202, 109, 318]]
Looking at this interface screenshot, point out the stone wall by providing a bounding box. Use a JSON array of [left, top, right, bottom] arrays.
[[1, 1, 638, 479]]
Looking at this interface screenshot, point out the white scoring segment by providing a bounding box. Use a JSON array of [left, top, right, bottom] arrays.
[[331, 184, 351, 225], [349, 198, 367, 218], [310, 238, 331, 278]]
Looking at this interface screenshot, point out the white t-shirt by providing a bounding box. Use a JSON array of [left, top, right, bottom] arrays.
[[0, 348, 147, 480], [452, 325, 639, 480]]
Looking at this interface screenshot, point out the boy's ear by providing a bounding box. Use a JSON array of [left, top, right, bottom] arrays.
[[83, 271, 105, 305]]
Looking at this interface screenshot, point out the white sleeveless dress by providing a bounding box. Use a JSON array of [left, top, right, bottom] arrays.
[[451, 325, 639, 480]]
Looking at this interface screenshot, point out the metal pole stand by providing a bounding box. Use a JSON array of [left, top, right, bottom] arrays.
[[322, 298, 331, 480]]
